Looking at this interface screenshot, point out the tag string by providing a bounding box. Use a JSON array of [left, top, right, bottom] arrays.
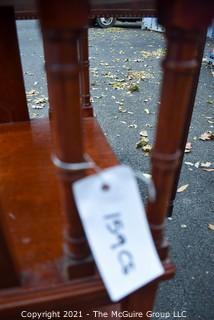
[[134, 171, 156, 202], [52, 153, 156, 198]]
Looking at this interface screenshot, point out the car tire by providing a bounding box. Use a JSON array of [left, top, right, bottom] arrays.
[[96, 17, 116, 28]]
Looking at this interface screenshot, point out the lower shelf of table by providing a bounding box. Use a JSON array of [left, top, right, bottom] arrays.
[[0, 117, 119, 285]]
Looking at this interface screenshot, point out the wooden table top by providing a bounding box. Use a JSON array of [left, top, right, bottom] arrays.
[[0, 0, 156, 19]]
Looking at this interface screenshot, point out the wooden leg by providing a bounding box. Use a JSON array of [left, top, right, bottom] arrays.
[[79, 28, 94, 117], [147, 0, 212, 249], [130, 1, 213, 312], [0, 7, 29, 123], [38, 0, 91, 276], [167, 31, 207, 217], [121, 282, 158, 318]]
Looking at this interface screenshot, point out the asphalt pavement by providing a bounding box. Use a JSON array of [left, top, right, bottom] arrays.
[[16, 20, 214, 319]]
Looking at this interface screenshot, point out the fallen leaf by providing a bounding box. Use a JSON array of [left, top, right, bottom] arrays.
[[194, 162, 200, 168], [33, 97, 48, 104], [202, 168, 214, 172], [181, 224, 187, 228], [136, 137, 149, 148], [128, 83, 139, 93], [140, 130, 148, 137], [199, 131, 214, 141], [128, 124, 137, 128], [118, 106, 127, 113], [200, 162, 212, 168], [143, 173, 151, 179], [111, 81, 125, 90], [110, 81, 139, 93], [93, 95, 103, 99], [128, 71, 153, 81], [185, 142, 192, 153], [185, 161, 194, 166], [142, 144, 152, 154], [140, 48, 165, 58], [26, 89, 38, 96], [207, 99, 214, 105], [177, 184, 189, 193], [208, 224, 214, 231], [146, 123, 153, 128], [31, 105, 45, 109], [144, 108, 150, 114]]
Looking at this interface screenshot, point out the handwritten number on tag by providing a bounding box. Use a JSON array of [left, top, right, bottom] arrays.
[[104, 213, 135, 275], [73, 165, 164, 301]]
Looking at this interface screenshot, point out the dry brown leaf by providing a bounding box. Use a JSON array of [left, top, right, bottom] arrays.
[[199, 131, 214, 141], [140, 130, 148, 137], [185, 161, 194, 166], [128, 83, 140, 93], [202, 168, 214, 172], [31, 105, 45, 109], [136, 137, 149, 148], [128, 124, 137, 128], [26, 89, 38, 96], [208, 224, 214, 231], [118, 106, 127, 113], [177, 184, 189, 193], [207, 99, 214, 105], [143, 173, 151, 179], [194, 162, 200, 168], [128, 71, 153, 81], [200, 162, 212, 168], [185, 142, 192, 153], [146, 123, 153, 128], [140, 48, 165, 58], [142, 144, 152, 153], [33, 97, 48, 104]]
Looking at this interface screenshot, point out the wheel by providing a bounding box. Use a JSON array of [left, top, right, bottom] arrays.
[[96, 17, 116, 28]]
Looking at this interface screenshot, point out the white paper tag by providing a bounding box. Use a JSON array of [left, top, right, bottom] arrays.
[[73, 165, 164, 302]]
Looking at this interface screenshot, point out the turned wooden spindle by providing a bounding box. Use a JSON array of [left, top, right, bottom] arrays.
[[38, 0, 91, 263], [79, 28, 94, 117], [148, 1, 213, 248], [147, 0, 214, 251], [122, 1, 214, 315], [0, 6, 29, 123], [167, 30, 207, 217]]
